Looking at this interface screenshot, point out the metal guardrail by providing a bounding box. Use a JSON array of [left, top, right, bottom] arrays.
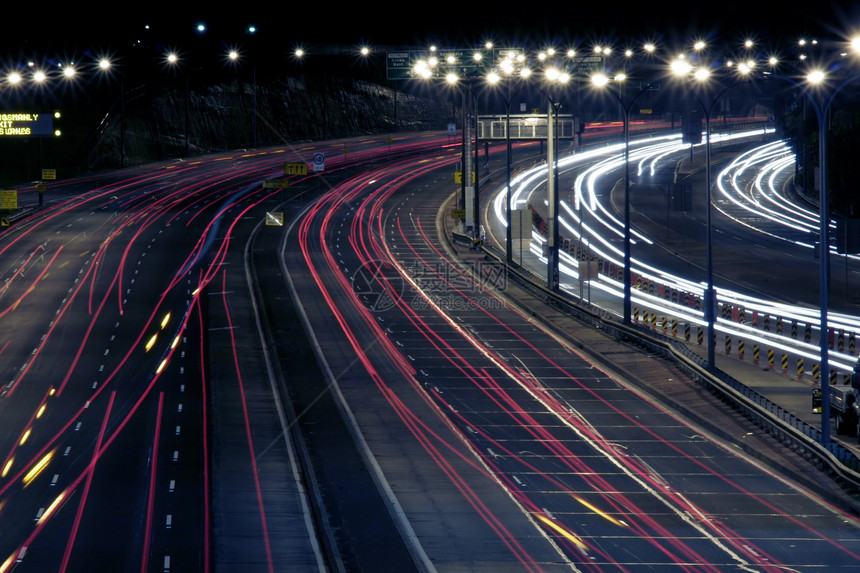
[[447, 126, 859, 494], [476, 241, 860, 491]]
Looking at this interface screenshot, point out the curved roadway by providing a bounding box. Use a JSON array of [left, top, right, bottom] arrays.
[[1, 130, 859, 572]]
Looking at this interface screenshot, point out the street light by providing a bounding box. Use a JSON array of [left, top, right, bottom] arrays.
[[591, 69, 661, 326], [542, 65, 570, 290], [224, 48, 257, 148], [415, 47, 502, 243], [486, 53, 531, 265], [162, 51, 190, 155], [801, 52, 860, 448], [94, 56, 127, 167], [671, 56, 755, 371]]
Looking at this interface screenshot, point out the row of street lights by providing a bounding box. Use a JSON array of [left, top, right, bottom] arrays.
[[3, 31, 860, 447], [412, 34, 860, 451]]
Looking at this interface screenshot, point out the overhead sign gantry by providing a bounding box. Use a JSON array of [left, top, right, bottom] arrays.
[[386, 48, 527, 80]]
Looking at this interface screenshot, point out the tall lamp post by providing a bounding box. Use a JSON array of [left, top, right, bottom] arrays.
[[542, 66, 570, 291], [487, 54, 531, 265], [671, 58, 754, 371], [802, 63, 860, 449], [591, 71, 660, 325]]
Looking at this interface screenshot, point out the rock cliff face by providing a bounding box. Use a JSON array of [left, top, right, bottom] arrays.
[[85, 74, 452, 171]]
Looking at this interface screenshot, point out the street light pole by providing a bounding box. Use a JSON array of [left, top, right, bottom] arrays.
[[815, 92, 832, 448], [592, 74, 659, 325], [546, 97, 560, 290], [672, 56, 754, 371], [541, 65, 570, 291], [803, 72, 858, 449], [505, 94, 513, 263], [487, 56, 530, 265]]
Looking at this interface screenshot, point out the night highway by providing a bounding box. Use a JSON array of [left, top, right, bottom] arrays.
[[5, 5, 860, 572], [281, 131, 860, 570], [1, 126, 860, 573], [0, 134, 459, 571]]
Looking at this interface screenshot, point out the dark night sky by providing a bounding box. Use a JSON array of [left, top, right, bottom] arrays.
[[0, 2, 857, 87], [5, 3, 860, 54]]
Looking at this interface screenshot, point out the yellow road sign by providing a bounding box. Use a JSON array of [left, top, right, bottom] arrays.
[[263, 178, 290, 189], [284, 162, 308, 176], [265, 212, 284, 226], [0, 189, 17, 210]]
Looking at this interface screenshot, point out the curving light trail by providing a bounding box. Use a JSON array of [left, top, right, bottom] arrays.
[[292, 141, 860, 570], [490, 130, 860, 376]]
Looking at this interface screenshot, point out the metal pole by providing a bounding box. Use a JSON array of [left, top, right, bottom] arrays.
[[505, 96, 513, 264], [705, 110, 716, 371], [472, 85, 480, 238], [546, 99, 559, 290], [818, 100, 831, 448], [460, 89, 467, 211], [185, 74, 190, 156], [623, 105, 632, 324], [120, 80, 126, 168]]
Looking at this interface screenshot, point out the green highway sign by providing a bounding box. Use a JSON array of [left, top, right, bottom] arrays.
[[387, 48, 526, 81], [568, 55, 605, 74]]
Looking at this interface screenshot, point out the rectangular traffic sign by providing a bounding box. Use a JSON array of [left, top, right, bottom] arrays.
[[265, 212, 284, 226], [0, 189, 17, 210], [387, 48, 526, 81], [263, 179, 290, 189], [284, 162, 308, 176], [569, 55, 605, 74]]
